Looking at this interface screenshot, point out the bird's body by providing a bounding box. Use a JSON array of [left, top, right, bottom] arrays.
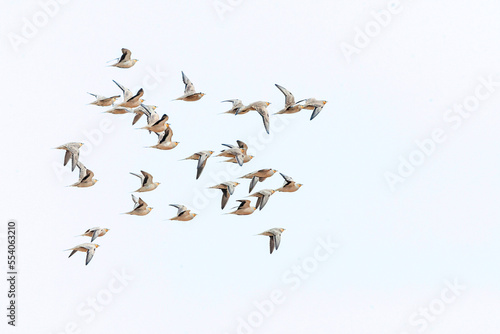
[[238, 101, 271, 134], [249, 189, 276, 210], [169, 204, 197, 221], [71, 161, 98, 187], [132, 104, 157, 125], [125, 195, 152, 216], [227, 199, 256, 215], [183, 150, 214, 179], [297, 98, 327, 120], [221, 99, 246, 114], [80, 227, 109, 242], [110, 48, 138, 68], [149, 127, 179, 150], [130, 170, 160, 192], [240, 169, 277, 192], [56, 142, 83, 172], [174, 71, 204, 101], [141, 115, 169, 133], [209, 181, 239, 209], [66, 243, 99, 265], [258, 228, 285, 254], [113, 80, 145, 108], [276, 173, 303, 192], [88, 93, 120, 107], [274, 84, 304, 115]]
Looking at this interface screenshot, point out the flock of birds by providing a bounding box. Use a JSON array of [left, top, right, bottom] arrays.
[[58, 48, 328, 265]]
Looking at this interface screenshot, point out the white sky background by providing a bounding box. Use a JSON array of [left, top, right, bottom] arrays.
[[1, 0, 500, 333]]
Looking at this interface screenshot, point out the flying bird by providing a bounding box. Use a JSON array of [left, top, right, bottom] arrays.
[[130, 170, 160, 192], [71, 161, 98, 187], [88, 93, 120, 107], [149, 126, 179, 150], [169, 204, 197, 221], [113, 80, 145, 108], [182, 150, 214, 179], [227, 199, 256, 215], [217, 144, 245, 166], [66, 243, 99, 265], [296, 98, 327, 120], [276, 173, 303, 192], [79, 227, 109, 242], [274, 84, 304, 114], [125, 195, 152, 216], [55, 142, 83, 172], [109, 48, 138, 68], [209, 181, 240, 209], [221, 99, 247, 115], [249, 189, 276, 210], [174, 71, 205, 101], [132, 104, 157, 125], [238, 101, 271, 134], [140, 115, 169, 133], [217, 140, 253, 165], [258, 228, 285, 254], [240, 169, 278, 192]]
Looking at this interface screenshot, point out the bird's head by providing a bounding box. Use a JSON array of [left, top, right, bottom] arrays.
[[266, 102, 271, 106], [193, 213, 198, 217], [272, 169, 277, 173], [95, 244, 100, 248], [297, 183, 303, 188], [79, 143, 84, 147], [133, 59, 139, 64], [148, 207, 153, 212], [271, 190, 276, 194], [323, 100, 327, 105], [200, 93, 206, 97], [140, 99, 145, 103], [155, 182, 161, 186], [279, 228, 286, 232], [235, 182, 240, 186], [93, 179, 98, 183], [104, 228, 110, 232]]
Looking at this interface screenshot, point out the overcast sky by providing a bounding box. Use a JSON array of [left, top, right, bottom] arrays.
[[2, 0, 500, 333]]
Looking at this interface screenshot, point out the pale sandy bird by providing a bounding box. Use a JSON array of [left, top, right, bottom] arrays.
[[276, 173, 303, 193], [125, 195, 152, 216], [240, 169, 278, 192], [182, 150, 214, 179], [174, 71, 205, 101], [296, 98, 327, 120], [56, 142, 83, 171], [258, 228, 285, 254], [132, 104, 157, 125], [218, 140, 253, 164], [71, 161, 98, 187], [274, 84, 304, 114], [109, 48, 138, 68], [209, 181, 240, 209], [66, 243, 99, 265], [216, 144, 245, 166], [79, 227, 109, 242], [249, 189, 276, 210], [88, 93, 120, 107], [227, 199, 256, 215], [140, 115, 169, 133], [169, 204, 197, 221], [237, 101, 271, 134], [113, 80, 145, 108], [149, 126, 179, 150], [130, 170, 160, 192], [221, 99, 248, 115]]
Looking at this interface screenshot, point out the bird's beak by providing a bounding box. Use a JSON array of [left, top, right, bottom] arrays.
[[95, 245, 100, 248]]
